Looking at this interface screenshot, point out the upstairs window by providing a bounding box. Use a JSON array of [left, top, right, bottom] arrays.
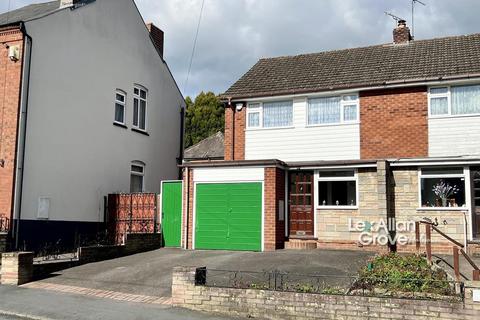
[[114, 90, 126, 125], [130, 162, 145, 193], [308, 94, 358, 125], [429, 84, 480, 116], [133, 86, 148, 131], [246, 101, 293, 129]]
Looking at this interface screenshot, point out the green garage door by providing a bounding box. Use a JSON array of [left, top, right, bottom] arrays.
[[195, 183, 262, 251]]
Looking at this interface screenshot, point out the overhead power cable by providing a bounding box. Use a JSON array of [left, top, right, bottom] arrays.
[[183, 0, 205, 96]]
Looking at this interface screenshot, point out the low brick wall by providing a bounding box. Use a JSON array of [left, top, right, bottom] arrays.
[[1, 252, 33, 285], [79, 233, 162, 263], [172, 266, 480, 320], [1, 233, 162, 284]]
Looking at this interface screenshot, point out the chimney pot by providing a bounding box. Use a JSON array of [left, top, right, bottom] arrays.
[[393, 20, 412, 44]]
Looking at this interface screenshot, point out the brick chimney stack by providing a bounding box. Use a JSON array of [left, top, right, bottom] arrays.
[[146, 23, 164, 58], [393, 20, 412, 44]]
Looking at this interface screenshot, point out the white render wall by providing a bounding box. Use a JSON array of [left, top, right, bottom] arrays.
[[244, 98, 360, 161], [19, 0, 184, 222], [428, 116, 480, 157]]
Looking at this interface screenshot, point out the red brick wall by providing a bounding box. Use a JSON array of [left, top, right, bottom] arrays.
[[264, 167, 285, 251], [224, 105, 245, 161], [360, 87, 428, 159], [0, 27, 24, 223], [182, 168, 194, 249]]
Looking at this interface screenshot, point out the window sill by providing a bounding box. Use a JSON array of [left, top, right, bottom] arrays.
[[245, 126, 295, 131], [416, 207, 468, 211], [317, 206, 358, 210], [132, 128, 149, 136], [428, 113, 480, 120], [306, 121, 360, 128], [113, 122, 127, 129]]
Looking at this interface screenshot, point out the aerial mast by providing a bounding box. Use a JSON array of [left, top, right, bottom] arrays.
[[411, 0, 426, 39]]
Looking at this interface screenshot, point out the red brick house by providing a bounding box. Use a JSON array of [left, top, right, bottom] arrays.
[[174, 20, 480, 253]]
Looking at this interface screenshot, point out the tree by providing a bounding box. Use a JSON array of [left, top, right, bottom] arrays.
[[184, 91, 224, 148]]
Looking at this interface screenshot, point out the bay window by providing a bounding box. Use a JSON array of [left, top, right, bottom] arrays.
[[317, 170, 357, 207], [419, 167, 466, 208], [246, 100, 293, 129], [308, 94, 358, 125], [429, 84, 480, 116]]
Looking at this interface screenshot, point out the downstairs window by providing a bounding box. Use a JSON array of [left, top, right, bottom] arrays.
[[317, 170, 357, 207], [419, 167, 466, 208]]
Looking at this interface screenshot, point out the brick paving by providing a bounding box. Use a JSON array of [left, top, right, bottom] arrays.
[[22, 282, 172, 305]]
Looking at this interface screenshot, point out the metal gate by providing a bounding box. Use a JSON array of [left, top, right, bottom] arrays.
[[107, 193, 158, 244]]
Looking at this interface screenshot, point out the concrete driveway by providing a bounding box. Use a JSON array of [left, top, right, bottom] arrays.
[[34, 248, 374, 297]]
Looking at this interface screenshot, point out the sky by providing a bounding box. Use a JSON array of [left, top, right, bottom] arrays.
[[1, 0, 480, 98]]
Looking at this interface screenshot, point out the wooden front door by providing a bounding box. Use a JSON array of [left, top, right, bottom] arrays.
[[289, 171, 314, 237], [471, 168, 480, 239]]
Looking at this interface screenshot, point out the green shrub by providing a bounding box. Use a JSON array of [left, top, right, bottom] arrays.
[[354, 253, 454, 296]]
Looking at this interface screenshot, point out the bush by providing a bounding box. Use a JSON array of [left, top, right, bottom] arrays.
[[353, 253, 454, 296]]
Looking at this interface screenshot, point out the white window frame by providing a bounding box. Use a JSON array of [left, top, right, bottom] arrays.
[[417, 167, 469, 210], [314, 169, 359, 209], [114, 89, 126, 125], [133, 85, 148, 131], [245, 101, 293, 130], [428, 84, 480, 118], [306, 94, 359, 127], [246, 103, 262, 128], [130, 162, 145, 193]]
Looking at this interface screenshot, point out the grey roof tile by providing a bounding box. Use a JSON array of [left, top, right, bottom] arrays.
[[222, 33, 480, 99], [184, 132, 224, 160], [0, 1, 60, 25]]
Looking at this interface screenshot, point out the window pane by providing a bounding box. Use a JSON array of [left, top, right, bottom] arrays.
[[430, 87, 448, 95], [115, 103, 124, 123], [451, 85, 480, 115], [140, 90, 147, 99], [421, 177, 465, 207], [116, 93, 125, 102], [248, 112, 260, 127], [130, 175, 144, 193], [133, 99, 139, 126], [308, 97, 341, 124], [139, 100, 146, 129], [421, 167, 463, 175], [430, 97, 448, 115], [343, 104, 357, 121], [319, 170, 354, 178], [318, 181, 356, 206], [342, 95, 358, 101], [134, 88, 139, 95], [263, 101, 292, 127], [131, 165, 144, 173]]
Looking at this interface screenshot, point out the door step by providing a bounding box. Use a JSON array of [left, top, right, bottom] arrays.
[[285, 239, 318, 250]]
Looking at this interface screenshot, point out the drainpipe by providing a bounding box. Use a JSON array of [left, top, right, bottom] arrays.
[[227, 98, 234, 161], [177, 106, 185, 179], [12, 22, 33, 250]]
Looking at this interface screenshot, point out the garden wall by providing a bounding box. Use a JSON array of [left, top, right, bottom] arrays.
[[172, 266, 480, 320]]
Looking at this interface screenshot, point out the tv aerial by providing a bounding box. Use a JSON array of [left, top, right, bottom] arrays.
[[411, 0, 426, 39]]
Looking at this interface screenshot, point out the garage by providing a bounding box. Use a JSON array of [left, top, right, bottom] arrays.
[[194, 182, 262, 251]]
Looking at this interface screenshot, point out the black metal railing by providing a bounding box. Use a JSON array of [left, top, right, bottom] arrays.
[[0, 215, 10, 233], [202, 269, 463, 301]]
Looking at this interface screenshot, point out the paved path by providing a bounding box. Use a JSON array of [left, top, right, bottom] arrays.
[[434, 253, 480, 280], [0, 285, 235, 320], [33, 248, 373, 297]]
